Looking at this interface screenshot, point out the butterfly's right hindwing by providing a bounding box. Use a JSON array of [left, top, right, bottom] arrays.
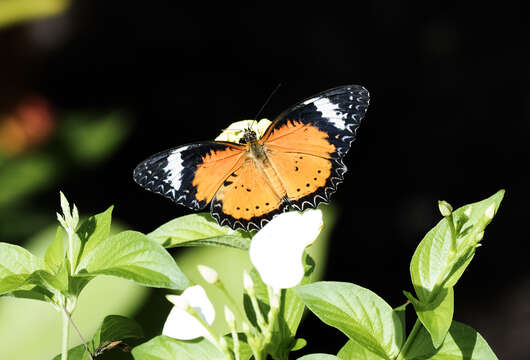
[[133, 142, 245, 210]]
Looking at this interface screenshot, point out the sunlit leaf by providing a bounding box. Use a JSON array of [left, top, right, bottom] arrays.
[[0, 243, 44, 295], [76, 230, 188, 290], [296, 282, 403, 360], [405, 321, 498, 360], [132, 336, 225, 360], [147, 213, 251, 250]]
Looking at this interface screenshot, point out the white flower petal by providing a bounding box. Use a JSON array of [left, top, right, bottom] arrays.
[[215, 119, 271, 143], [250, 209, 323, 289], [162, 285, 215, 340]]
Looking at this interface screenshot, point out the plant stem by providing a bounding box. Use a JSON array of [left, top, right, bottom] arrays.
[[62, 306, 94, 360], [61, 309, 69, 360], [396, 319, 422, 360]]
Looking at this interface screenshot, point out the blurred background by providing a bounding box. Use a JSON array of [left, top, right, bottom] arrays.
[[0, 1, 528, 359]]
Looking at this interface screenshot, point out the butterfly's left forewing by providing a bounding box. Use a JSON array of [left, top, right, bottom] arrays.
[[133, 142, 246, 210], [260, 85, 370, 211]]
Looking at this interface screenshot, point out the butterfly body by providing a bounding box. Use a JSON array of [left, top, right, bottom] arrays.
[[134, 85, 370, 231]]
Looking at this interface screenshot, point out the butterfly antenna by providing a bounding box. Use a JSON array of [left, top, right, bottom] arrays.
[[253, 83, 282, 121]]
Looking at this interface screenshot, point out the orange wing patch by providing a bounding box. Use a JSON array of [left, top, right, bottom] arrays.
[[261, 121, 336, 158], [267, 151, 332, 201], [192, 147, 246, 204], [210, 156, 288, 230]]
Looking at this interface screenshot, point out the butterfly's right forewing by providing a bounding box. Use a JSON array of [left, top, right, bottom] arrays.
[[133, 142, 245, 210]]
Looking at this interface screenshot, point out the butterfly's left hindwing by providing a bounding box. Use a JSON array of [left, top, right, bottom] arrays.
[[133, 142, 245, 210]]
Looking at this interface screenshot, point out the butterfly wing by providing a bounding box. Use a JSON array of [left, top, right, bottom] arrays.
[[133, 141, 246, 210], [210, 154, 289, 231], [261, 85, 370, 210]]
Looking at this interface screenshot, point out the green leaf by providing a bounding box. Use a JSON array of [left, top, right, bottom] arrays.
[[132, 336, 225, 360], [25, 269, 68, 293], [0, 243, 44, 295], [224, 333, 253, 360], [404, 288, 454, 348], [147, 213, 251, 249], [0, 0, 69, 28], [44, 226, 65, 273], [410, 190, 504, 303], [292, 338, 307, 351], [76, 230, 188, 290], [77, 206, 113, 263], [4, 286, 53, 302], [393, 302, 408, 347], [52, 315, 144, 360], [296, 282, 403, 360], [405, 321, 498, 360], [284, 252, 315, 335], [52, 345, 86, 360], [297, 354, 341, 360], [61, 111, 130, 164], [338, 340, 386, 360]]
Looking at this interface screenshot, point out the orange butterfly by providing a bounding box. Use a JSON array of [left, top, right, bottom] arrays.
[[133, 85, 370, 231]]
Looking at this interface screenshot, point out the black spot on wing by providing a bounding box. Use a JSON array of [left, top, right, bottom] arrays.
[[133, 142, 238, 210], [288, 158, 347, 212]]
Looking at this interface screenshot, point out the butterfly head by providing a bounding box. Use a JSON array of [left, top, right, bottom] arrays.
[[240, 127, 258, 144]]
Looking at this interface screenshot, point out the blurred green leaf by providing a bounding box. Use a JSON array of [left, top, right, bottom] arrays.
[[296, 282, 403, 360], [0, 154, 57, 208], [147, 213, 251, 250], [0, 242, 44, 295], [132, 336, 225, 360], [76, 230, 189, 290], [405, 321, 498, 360], [60, 111, 130, 164], [0, 0, 69, 28]]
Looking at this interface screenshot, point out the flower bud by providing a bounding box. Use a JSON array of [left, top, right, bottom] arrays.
[[224, 305, 235, 326], [197, 265, 219, 284], [438, 200, 453, 217], [243, 271, 254, 292]]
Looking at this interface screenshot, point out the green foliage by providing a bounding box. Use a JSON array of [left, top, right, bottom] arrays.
[[132, 336, 226, 360], [52, 315, 144, 360], [407, 190, 504, 347], [297, 354, 341, 360], [76, 230, 189, 290], [60, 111, 131, 164], [405, 321, 498, 360], [4, 189, 504, 360], [0, 242, 45, 294], [296, 282, 403, 360], [337, 340, 386, 360], [0, 0, 70, 28], [295, 190, 503, 360], [148, 213, 251, 249]]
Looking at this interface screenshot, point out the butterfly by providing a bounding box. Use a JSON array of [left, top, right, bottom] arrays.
[[133, 85, 370, 231]]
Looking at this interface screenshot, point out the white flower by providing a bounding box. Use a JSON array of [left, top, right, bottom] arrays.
[[162, 285, 215, 340], [215, 119, 272, 143], [249, 209, 323, 289]]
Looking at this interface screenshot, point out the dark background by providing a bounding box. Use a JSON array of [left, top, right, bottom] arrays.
[[1, 1, 528, 358]]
